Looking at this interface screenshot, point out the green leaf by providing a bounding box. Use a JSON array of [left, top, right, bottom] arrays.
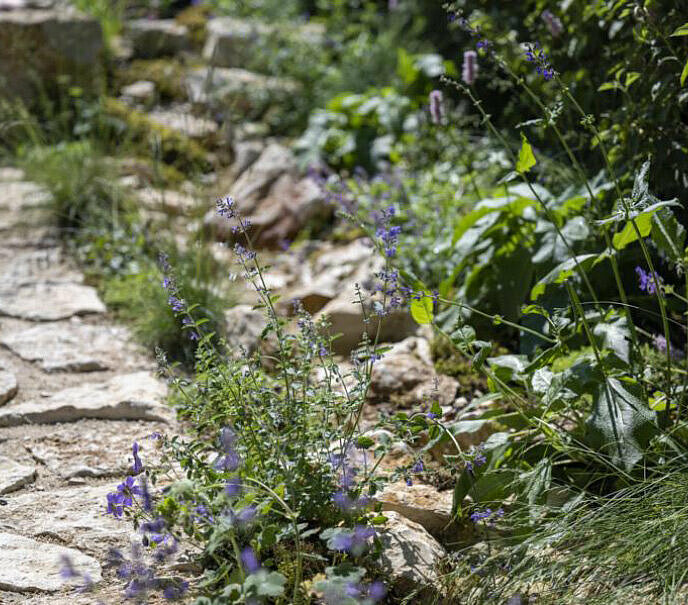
[[681, 57, 688, 87], [585, 378, 658, 471], [612, 210, 654, 250], [410, 291, 434, 324], [516, 135, 536, 173], [244, 570, 287, 598], [530, 253, 600, 300], [651, 207, 686, 263], [593, 315, 630, 364], [355, 436, 375, 449], [670, 23, 688, 36]]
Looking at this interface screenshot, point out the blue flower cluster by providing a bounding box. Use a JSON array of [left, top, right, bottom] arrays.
[[159, 253, 199, 341], [636, 266, 663, 294], [470, 507, 504, 527], [525, 42, 555, 80]]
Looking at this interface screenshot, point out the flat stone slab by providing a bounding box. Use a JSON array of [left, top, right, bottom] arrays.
[[1, 485, 129, 550], [0, 181, 52, 234], [25, 419, 166, 479], [0, 247, 83, 287], [0, 282, 105, 320], [0, 368, 17, 404], [0, 372, 167, 426], [0, 456, 35, 494], [0, 532, 101, 593], [148, 108, 218, 140], [0, 322, 132, 372]]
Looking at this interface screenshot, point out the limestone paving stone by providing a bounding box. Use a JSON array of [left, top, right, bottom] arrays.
[[0, 321, 134, 372], [0, 532, 101, 593], [0, 367, 17, 404], [1, 485, 130, 550], [148, 107, 218, 140], [0, 371, 168, 427], [0, 281, 106, 320], [23, 419, 167, 480], [0, 247, 83, 286], [0, 455, 35, 494]]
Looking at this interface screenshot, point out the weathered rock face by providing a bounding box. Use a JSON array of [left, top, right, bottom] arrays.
[[376, 480, 459, 539], [126, 19, 190, 58], [0, 456, 35, 494], [120, 79, 156, 105], [0, 322, 134, 372], [377, 511, 446, 595], [0, 180, 52, 240], [0, 9, 104, 102], [0, 532, 101, 593], [137, 187, 197, 216], [0, 372, 168, 426], [203, 17, 325, 69], [369, 337, 459, 407]]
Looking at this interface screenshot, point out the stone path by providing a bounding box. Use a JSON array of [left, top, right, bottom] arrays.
[[0, 168, 172, 603]]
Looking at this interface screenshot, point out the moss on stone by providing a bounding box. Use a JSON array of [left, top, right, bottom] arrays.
[[104, 97, 212, 173], [431, 336, 488, 397], [116, 59, 188, 102]]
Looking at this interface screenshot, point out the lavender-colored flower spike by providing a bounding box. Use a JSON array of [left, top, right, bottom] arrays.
[[241, 547, 260, 574], [462, 50, 478, 85], [429, 89, 445, 124], [541, 10, 563, 37]]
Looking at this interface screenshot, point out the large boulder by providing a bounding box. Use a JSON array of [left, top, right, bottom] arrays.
[[126, 19, 190, 58], [0, 8, 104, 102], [203, 17, 325, 69]]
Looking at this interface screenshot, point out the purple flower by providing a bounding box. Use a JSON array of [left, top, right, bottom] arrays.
[[525, 42, 555, 80], [225, 477, 242, 498], [462, 50, 478, 85], [219, 427, 236, 453], [106, 476, 142, 517], [214, 451, 240, 472], [163, 581, 189, 600], [216, 196, 236, 218], [636, 266, 663, 294], [426, 411, 438, 420], [236, 504, 257, 525], [368, 581, 387, 601], [59, 555, 79, 579], [541, 9, 563, 37], [412, 459, 424, 473], [405, 477, 413, 486], [131, 442, 143, 475], [241, 547, 260, 574], [429, 89, 445, 124], [167, 295, 185, 313]]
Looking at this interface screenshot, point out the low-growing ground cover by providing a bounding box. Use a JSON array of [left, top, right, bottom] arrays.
[[1, 0, 688, 604]]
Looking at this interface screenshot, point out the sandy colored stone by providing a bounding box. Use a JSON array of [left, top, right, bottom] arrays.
[[24, 419, 166, 480], [0, 367, 17, 404], [137, 187, 197, 216], [0, 532, 101, 593], [1, 485, 129, 549], [0, 281, 105, 320], [126, 19, 190, 58], [148, 107, 218, 140], [377, 511, 446, 594], [0, 322, 132, 372], [0, 456, 35, 494], [0, 372, 167, 426]]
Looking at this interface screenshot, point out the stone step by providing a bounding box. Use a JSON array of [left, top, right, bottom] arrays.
[[0, 371, 168, 426], [0, 532, 101, 593], [203, 17, 325, 70]]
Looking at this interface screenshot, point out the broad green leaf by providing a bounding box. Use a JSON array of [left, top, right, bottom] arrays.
[[670, 23, 688, 36], [651, 206, 686, 263], [244, 571, 287, 598], [409, 291, 434, 324], [585, 378, 657, 471], [593, 315, 630, 364], [625, 71, 640, 87], [530, 253, 599, 300], [682, 57, 688, 87], [516, 135, 536, 173], [612, 210, 654, 250]]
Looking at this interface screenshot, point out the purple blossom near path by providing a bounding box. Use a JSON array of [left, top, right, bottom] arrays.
[[462, 50, 478, 85], [241, 547, 260, 574], [429, 89, 445, 124], [131, 441, 143, 475], [541, 9, 563, 36]]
